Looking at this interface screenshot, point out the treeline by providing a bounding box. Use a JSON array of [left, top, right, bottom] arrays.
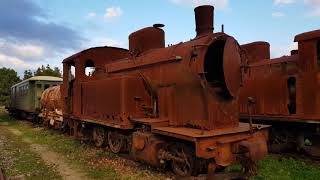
[[23, 64, 62, 80], [0, 65, 62, 106]]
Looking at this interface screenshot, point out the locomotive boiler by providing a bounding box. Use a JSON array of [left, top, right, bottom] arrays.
[[239, 29, 320, 156], [49, 5, 269, 176]]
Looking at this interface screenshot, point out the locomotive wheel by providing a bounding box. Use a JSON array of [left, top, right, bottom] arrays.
[[107, 130, 124, 154], [92, 126, 106, 147], [170, 144, 196, 177]]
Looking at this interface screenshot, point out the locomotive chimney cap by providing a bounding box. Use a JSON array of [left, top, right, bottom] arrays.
[[194, 5, 214, 37], [153, 24, 165, 28]]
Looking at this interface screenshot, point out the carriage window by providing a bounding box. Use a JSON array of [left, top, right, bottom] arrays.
[[85, 60, 95, 76]]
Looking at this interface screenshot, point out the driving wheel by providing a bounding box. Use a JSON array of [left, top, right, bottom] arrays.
[[92, 126, 106, 147], [170, 144, 196, 177], [107, 130, 124, 153]]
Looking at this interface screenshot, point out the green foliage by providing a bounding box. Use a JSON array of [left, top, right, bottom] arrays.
[[34, 64, 62, 78], [254, 156, 320, 180], [23, 70, 33, 80], [0, 68, 21, 106]]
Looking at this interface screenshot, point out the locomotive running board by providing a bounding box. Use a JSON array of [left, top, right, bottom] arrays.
[[130, 118, 169, 127], [152, 122, 270, 142], [152, 123, 270, 160]]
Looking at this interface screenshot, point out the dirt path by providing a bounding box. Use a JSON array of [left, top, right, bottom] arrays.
[[7, 127, 88, 180]]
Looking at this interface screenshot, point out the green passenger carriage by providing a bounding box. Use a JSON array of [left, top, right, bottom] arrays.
[[8, 76, 62, 119]]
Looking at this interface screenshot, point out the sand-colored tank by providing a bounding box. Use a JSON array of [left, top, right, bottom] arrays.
[[39, 85, 63, 128]]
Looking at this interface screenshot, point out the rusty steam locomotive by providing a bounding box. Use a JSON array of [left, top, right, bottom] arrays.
[[239, 30, 320, 157], [37, 5, 270, 176]]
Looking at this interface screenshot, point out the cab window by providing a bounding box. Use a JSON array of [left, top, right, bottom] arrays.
[[317, 40, 320, 65], [85, 60, 95, 77], [67, 62, 76, 82]]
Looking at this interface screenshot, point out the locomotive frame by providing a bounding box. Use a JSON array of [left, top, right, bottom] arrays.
[[7, 5, 271, 177], [56, 5, 269, 176]]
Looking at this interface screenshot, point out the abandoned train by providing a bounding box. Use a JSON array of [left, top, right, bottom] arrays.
[[8, 5, 269, 176], [239, 29, 320, 156]]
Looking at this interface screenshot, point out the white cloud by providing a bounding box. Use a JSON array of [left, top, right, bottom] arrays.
[[104, 7, 123, 20], [169, 0, 229, 9], [272, 12, 286, 17], [86, 12, 96, 18], [271, 42, 298, 58], [11, 44, 44, 58], [304, 0, 320, 17], [88, 37, 124, 48], [0, 39, 45, 60], [274, 0, 295, 5], [0, 53, 41, 72]]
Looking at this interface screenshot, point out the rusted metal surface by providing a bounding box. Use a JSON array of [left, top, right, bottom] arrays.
[[194, 5, 214, 37], [0, 168, 5, 180], [58, 5, 269, 176], [240, 29, 320, 122], [241, 41, 270, 63], [39, 85, 63, 128], [129, 27, 165, 54], [239, 29, 320, 156]]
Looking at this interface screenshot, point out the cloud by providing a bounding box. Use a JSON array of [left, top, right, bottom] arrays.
[[88, 37, 124, 48], [169, 0, 229, 9], [86, 12, 97, 18], [0, 0, 84, 76], [0, 0, 83, 50], [304, 0, 320, 17], [0, 53, 41, 73], [104, 7, 123, 20], [0, 38, 46, 61], [271, 42, 298, 58], [272, 12, 286, 17], [274, 0, 295, 5]]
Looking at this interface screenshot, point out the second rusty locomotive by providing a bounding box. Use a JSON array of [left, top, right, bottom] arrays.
[[41, 5, 269, 176], [239, 29, 320, 156]]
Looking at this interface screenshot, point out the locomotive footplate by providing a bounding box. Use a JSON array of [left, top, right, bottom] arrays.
[[152, 123, 270, 166]]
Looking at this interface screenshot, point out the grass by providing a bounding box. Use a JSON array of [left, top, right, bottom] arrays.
[[1, 107, 320, 180], [0, 113, 61, 179], [0, 109, 166, 180], [254, 156, 320, 180]]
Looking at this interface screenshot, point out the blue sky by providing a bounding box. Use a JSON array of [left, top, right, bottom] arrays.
[[0, 0, 319, 77]]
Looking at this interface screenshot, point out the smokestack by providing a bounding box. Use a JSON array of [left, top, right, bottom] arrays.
[[194, 5, 214, 37]]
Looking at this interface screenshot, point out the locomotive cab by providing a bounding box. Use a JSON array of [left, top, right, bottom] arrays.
[[294, 29, 320, 71]]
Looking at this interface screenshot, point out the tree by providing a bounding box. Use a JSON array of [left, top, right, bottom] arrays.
[[23, 69, 33, 80], [0, 68, 21, 106], [33, 64, 62, 77]]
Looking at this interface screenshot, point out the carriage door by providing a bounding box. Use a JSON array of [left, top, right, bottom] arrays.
[[287, 77, 296, 115]]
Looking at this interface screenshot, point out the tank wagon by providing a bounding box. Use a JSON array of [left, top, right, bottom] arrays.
[[41, 5, 269, 176], [239, 29, 320, 156], [7, 76, 62, 120], [39, 86, 63, 128]]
